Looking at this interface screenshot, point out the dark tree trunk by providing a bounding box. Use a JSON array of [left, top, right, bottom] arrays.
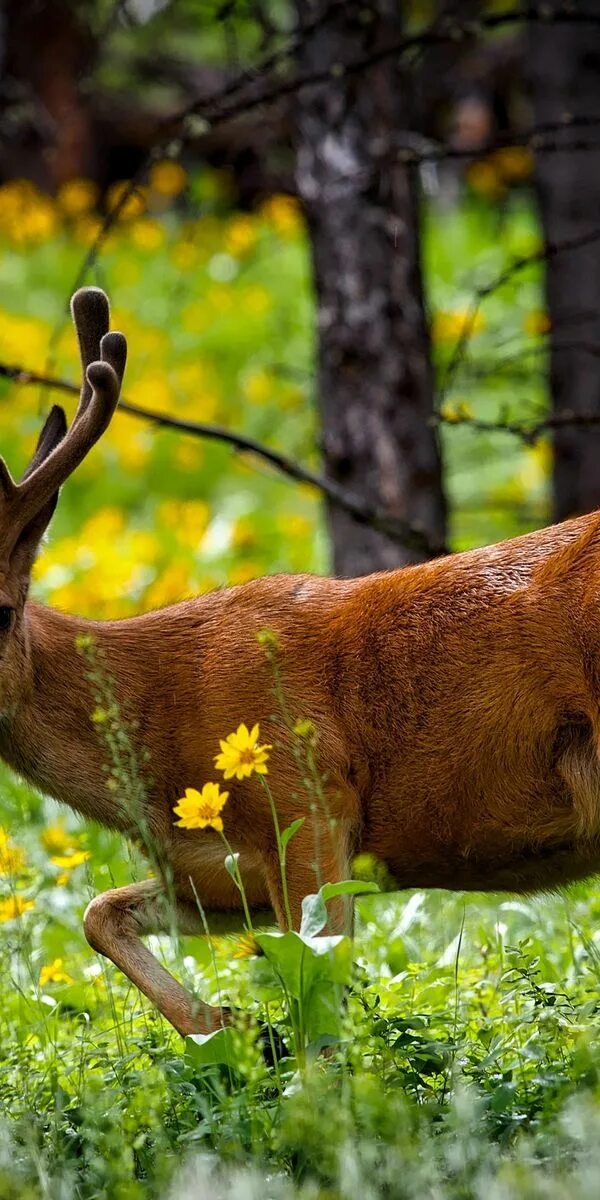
[[2, 0, 95, 189], [528, 7, 600, 521], [294, 0, 446, 577]]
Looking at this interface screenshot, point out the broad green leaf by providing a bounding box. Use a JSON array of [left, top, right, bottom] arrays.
[[185, 1027, 239, 1070]]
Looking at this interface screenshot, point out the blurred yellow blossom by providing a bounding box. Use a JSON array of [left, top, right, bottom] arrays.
[[41, 822, 80, 856], [432, 309, 485, 343], [492, 146, 533, 184], [232, 516, 257, 551], [0, 896, 33, 921], [524, 309, 551, 336], [278, 513, 312, 539], [130, 218, 165, 252], [159, 499, 210, 546], [229, 562, 262, 585], [0, 180, 58, 244], [73, 214, 105, 247], [127, 373, 173, 413], [57, 178, 98, 217], [149, 160, 187, 198], [260, 194, 304, 238], [0, 310, 49, 370], [106, 180, 147, 222], [233, 930, 261, 959], [39, 958, 73, 987], [466, 160, 504, 200], [143, 563, 194, 611], [224, 215, 257, 258], [0, 828, 25, 876], [440, 401, 474, 424], [50, 851, 90, 871], [244, 368, 272, 404], [172, 240, 199, 271]]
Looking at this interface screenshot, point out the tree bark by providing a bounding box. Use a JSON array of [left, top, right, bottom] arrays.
[[294, 0, 446, 577], [2, 0, 95, 189], [528, 6, 600, 522]]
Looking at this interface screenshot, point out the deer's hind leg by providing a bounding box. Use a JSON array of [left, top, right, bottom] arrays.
[[83, 878, 228, 1037]]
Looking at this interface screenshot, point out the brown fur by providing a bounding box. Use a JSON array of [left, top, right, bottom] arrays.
[[2, 288, 600, 1037]]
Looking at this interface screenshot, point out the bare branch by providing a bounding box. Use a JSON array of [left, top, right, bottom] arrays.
[[0, 363, 446, 557], [438, 221, 600, 407]]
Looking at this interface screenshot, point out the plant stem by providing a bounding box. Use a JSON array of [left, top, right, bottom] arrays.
[[220, 831, 254, 931], [261, 777, 293, 930]]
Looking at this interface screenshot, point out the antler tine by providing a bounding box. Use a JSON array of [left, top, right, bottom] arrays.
[[12, 358, 124, 536], [1, 293, 127, 544], [70, 287, 110, 414]]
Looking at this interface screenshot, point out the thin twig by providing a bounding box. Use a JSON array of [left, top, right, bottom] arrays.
[[439, 222, 600, 407]]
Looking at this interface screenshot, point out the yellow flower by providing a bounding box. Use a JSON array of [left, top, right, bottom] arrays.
[[173, 783, 229, 831], [106, 180, 147, 222], [492, 146, 533, 184], [39, 958, 73, 987], [214, 723, 271, 781], [233, 930, 261, 959], [130, 218, 165, 252], [0, 828, 25, 876], [466, 160, 504, 200], [149, 160, 187, 198], [0, 896, 33, 921], [224, 215, 257, 258], [56, 178, 98, 217], [244, 369, 272, 404], [41, 822, 80, 856], [50, 850, 90, 870], [524, 309, 551, 337], [260, 194, 304, 238], [432, 309, 485, 343], [229, 562, 262, 586]]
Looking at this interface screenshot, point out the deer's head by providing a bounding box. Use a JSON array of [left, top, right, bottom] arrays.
[[0, 288, 125, 707]]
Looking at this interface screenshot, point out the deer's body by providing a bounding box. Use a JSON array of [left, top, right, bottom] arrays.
[[3, 287, 600, 1038]]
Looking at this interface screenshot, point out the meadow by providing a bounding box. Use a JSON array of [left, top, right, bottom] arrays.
[[1, 163, 597, 1200]]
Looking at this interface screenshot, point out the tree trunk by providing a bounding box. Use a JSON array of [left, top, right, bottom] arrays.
[[2, 0, 95, 189], [294, 0, 446, 577], [528, 7, 600, 521]]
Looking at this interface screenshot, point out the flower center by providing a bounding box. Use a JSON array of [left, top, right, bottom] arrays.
[[238, 748, 256, 765]]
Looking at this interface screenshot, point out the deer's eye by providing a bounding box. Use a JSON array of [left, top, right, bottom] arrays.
[[0, 607, 15, 633]]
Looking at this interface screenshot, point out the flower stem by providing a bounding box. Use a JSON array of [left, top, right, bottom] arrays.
[[219, 832, 254, 932], [261, 777, 293, 931]]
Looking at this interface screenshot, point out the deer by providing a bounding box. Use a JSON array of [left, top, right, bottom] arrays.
[[2, 284, 600, 1040]]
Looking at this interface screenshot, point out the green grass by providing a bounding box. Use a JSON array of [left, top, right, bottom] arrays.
[[1, 176, 594, 1200]]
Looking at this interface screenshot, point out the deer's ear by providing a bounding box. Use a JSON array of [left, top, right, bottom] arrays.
[[21, 406, 67, 481]]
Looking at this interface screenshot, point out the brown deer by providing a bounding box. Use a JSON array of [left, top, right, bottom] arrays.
[[2, 284, 600, 1039]]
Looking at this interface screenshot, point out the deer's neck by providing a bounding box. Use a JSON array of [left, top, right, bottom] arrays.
[[0, 603, 139, 830]]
